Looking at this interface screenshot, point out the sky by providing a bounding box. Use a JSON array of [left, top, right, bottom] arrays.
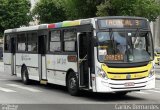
[[30, 0, 38, 8]]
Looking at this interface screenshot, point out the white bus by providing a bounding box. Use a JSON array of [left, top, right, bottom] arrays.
[[4, 16, 155, 96]]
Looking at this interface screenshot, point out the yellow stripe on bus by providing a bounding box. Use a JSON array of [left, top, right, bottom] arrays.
[[101, 63, 152, 73], [107, 72, 148, 79], [101, 62, 152, 79]]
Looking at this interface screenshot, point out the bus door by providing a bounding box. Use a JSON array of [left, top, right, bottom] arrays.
[[78, 32, 92, 88], [38, 33, 47, 83], [10, 36, 16, 75]]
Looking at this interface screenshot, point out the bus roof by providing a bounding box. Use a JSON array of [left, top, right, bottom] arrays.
[[4, 16, 148, 34], [4, 19, 92, 34], [4, 24, 48, 34], [95, 16, 148, 20]]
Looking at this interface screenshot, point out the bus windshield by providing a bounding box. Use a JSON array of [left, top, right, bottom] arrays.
[[97, 30, 153, 63]]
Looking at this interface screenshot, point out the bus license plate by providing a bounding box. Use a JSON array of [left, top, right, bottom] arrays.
[[124, 82, 135, 87]]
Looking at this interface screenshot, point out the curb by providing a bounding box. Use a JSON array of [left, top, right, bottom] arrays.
[[155, 74, 160, 80]]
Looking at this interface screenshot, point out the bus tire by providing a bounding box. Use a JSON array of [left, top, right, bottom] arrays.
[[21, 67, 30, 85], [67, 72, 79, 96]]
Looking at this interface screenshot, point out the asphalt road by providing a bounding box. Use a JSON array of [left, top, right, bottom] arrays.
[[0, 64, 160, 110]]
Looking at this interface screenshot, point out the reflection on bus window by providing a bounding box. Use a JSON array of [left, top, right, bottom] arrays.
[[64, 30, 76, 52], [17, 33, 26, 51], [50, 30, 61, 52], [97, 31, 153, 63], [27, 33, 38, 52]]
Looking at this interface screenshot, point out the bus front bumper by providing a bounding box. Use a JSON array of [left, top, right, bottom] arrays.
[[94, 75, 155, 93]]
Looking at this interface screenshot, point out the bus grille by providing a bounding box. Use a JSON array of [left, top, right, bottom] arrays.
[[107, 70, 148, 80]]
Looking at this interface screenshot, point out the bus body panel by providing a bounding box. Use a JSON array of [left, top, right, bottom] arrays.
[[3, 53, 12, 74], [46, 54, 77, 86], [15, 53, 39, 80], [46, 54, 77, 72], [47, 70, 66, 86]]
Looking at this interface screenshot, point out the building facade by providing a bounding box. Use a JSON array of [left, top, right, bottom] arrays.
[[151, 16, 160, 48]]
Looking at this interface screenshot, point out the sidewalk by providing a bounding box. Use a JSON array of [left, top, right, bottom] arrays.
[[156, 73, 160, 80]]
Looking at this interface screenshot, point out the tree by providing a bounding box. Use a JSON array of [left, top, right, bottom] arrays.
[[0, 0, 31, 36], [32, 0, 66, 24], [61, 0, 101, 20], [96, 0, 160, 21]]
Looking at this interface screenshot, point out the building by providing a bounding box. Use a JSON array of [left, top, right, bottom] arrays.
[[151, 16, 160, 48]]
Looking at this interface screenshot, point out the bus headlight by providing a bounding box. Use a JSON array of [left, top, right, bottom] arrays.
[[97, 67, 108, 79], [148, 68, 155, 78]]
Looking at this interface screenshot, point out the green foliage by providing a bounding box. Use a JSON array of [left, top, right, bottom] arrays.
[[32, 0, 66, 23], [61, 0, 101, 20], [97, 0, 160, 21], [0, 0, 31, 36], [32, 0, 160, 23], [32, 0, 101, 21], [133, 0, 160, 21]]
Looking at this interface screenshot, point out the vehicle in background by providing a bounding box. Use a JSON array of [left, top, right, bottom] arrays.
[[154, 48, 160, 65]]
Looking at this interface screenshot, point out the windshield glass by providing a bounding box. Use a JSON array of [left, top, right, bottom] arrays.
[[97, 30, 153, 63]]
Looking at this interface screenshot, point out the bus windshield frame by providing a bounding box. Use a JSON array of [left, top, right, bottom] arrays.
[[96, 29, 154, 63]]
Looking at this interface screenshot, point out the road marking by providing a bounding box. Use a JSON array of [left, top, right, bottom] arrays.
[[0, 79, 8, 81], [134, 91, 150, 94], [6, 84, 42, 92], [0, 87, 16, 92], [147, 90, 160, 93]]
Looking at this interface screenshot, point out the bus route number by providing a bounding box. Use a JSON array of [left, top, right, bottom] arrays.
[[105, 54, 124, 61]]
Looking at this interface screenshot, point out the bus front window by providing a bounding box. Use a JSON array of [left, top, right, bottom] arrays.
[[97, 31, 153, 63]]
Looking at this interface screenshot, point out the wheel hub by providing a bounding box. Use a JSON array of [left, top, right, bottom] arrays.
[[23, 71, 26, 81], [69, 78, 76, 89]]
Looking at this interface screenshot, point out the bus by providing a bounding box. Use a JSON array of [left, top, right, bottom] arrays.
[[3, 16, 155, 96]]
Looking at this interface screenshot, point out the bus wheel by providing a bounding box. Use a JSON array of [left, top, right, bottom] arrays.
[[21, 67, 30, 85], [67, 72, 79, 96], [115, 91, 128, 96]]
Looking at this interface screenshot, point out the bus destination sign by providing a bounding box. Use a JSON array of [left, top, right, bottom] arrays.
[[98, 19, 148, 29]]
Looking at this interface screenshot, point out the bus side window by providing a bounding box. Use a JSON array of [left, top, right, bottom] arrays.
[[17, 33, 27, 52], [4, 35, 10, 52], [27, 33, 38, 52], [50, 30, 61, 52], [64, 29, 76, 52]]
